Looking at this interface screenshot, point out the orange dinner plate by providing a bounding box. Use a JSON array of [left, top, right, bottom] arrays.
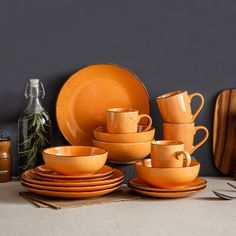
[[21, 169, 124, 187], [21, 178, 124, 192], [34, 172, 113, 183], [21, 183, 122, 198], [128, 178, 207, 192], [35, 165, 113, 179], [130, 186, 206, 198], [56, 64, 150, 145], [27, 170, 116, 183]]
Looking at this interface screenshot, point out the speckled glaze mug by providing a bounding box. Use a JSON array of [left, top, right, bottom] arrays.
[[151, 140, 191, 168], [107, 108, 152, 134], [156, 90, 204, 123], [163, 122, 209, 154]]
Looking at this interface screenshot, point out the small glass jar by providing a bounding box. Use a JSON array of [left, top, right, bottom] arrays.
[[0, 136, 12, 182]]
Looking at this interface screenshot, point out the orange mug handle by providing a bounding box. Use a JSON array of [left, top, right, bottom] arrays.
[[192, 126, 209, 153], [176, 150, 191, 167], [138, 114, 152, 132], [189, 93, 204, 121]]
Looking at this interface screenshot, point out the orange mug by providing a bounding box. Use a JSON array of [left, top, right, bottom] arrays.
[[151, 140, 191, 168], [156, 90, 204, 123], [107, 108, 152, 134], [163, 122, 209, 154]]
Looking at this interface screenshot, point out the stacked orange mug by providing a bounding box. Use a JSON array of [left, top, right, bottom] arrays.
[[155, 90, 209, 167]]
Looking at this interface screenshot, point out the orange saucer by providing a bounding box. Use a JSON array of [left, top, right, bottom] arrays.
[[130, 186, 206, 198], [128, 177, 207, 192]]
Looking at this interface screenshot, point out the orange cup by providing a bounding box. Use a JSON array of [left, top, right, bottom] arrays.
[[163, 122, 209, 154], [151, 140, 191, 168], [156, 90, 204, 123], [107, 108, 152, 134]]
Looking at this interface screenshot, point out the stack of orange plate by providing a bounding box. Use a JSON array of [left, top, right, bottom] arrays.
[[21, 165, 124, 199]]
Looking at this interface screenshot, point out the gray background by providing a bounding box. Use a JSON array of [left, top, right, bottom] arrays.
[[0, 0, 235, 177]]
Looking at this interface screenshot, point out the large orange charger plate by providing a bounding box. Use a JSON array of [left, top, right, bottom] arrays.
[[56, 64, 150, 145]]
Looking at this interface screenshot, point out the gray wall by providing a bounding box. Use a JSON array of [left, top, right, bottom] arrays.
[[0, 0, 235, 177]]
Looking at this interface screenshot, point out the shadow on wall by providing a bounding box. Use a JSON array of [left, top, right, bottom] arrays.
[[42, 71, 74, 146]]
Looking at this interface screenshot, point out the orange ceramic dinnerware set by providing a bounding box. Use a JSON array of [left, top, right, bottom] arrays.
[[20, 63, 150, 199], [128, 90, 209, 198], [20, 63, 209, 199], [93, 108, 155, 164], [21, 146, 124, 198]]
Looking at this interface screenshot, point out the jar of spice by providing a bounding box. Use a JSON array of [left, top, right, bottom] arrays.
[[0, 136, 11, 182]]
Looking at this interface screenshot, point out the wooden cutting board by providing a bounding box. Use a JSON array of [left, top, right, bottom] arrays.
[[213, 89, 236, 176]]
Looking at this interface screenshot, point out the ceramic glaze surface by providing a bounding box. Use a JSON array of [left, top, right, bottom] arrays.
[[43, 146, 107, 175], [21, 178, 124, 192], [43, 146, 107, 156], [21, 183, 122, 198], [107, 108, 152, 134], [163, 122, 209, 154], [94, 125, 155, 143], [35, 165, 113, 179], [21, 168, 124, 187], [135, 159, 200, 188], [130, 186, 206, 198], [157, 90, 204, 123], [151, 140, 191, 168], [93, 139, 152, 164], [56, 64, 150, 145], [35, 173, 113, 183], [129, 177, 207, 192]]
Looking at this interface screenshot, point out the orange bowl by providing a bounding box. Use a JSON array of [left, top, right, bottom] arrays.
[[93, 139, 152, 164], [94, 125, 155, 143], [135, 159, 200, 188], [42, 146, 107, 175]]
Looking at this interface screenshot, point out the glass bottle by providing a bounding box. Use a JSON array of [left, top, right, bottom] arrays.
[[18, 79, 52, 175]]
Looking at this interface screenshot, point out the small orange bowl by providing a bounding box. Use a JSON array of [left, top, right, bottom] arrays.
[[135, 159, 200, 188], [42, 146, 107, 175], [94, 125, 155, 143]]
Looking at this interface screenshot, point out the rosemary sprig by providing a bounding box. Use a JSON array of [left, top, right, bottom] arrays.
[[19, 112, 50, 171]]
